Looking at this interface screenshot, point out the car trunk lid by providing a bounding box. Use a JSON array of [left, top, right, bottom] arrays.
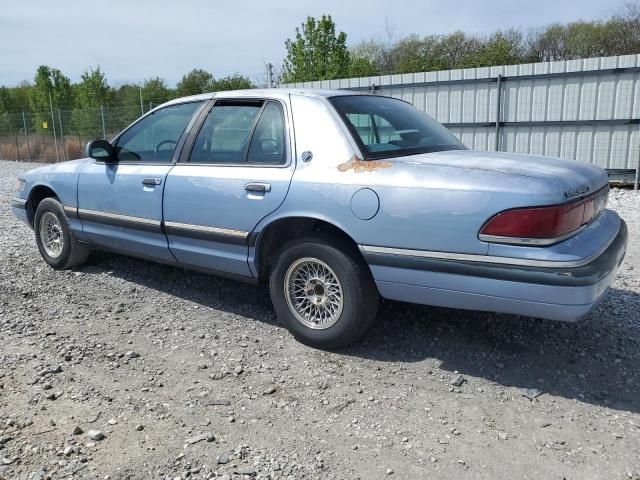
[[394, 149, 608, 200]]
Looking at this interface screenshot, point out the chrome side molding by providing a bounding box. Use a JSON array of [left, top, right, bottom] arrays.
[[11, 198, 27, 209], [78, 208, 161, 232], [164, 221, 249, 245]]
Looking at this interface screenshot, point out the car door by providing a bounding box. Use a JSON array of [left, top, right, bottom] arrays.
[[77, 101, 204, 262], [163, 96, 295, 276]]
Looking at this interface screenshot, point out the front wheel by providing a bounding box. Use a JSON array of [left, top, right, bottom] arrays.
[[34, 198, 89, 270], [269, 237, 379, 349]]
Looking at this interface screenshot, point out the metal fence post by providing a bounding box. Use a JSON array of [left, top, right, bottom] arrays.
[[635, 148, 639, 191], [57, 109, 66, 161], [267, 63, 274, 88], [100, 105, 106, 139], [49, 92, 60, 162], [139, 87, 144, 116], [15, 135, 20, 162], [22, 111, 31, 161], [494, 74, 503, 152]]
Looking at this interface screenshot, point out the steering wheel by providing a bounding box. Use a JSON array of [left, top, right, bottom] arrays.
[[155, 139, 177, 153]]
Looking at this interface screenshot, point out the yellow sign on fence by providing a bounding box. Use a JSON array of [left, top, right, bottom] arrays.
[[42, 121, 48, 129]]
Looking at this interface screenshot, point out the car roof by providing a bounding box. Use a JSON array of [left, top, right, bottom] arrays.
[[157, 88, 366, 109]]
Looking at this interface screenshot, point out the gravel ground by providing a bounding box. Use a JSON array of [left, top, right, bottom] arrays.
[[0, 159, 639, 480]]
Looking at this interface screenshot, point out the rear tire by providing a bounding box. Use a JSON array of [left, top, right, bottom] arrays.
[[34, 198, 89, 270], [269, 236, 379, 349]]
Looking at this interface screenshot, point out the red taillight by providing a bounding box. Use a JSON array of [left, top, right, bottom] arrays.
[[480, 188, 608, 245]]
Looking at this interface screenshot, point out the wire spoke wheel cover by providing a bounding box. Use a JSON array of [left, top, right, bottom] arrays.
[[39, 211, 64, 258], [284, 257, 344, 330]]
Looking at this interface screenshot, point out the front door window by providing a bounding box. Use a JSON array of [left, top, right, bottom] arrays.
[[114, 102, 202, 162]]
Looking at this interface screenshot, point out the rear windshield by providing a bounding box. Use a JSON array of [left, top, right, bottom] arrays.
[[329, 95, 465, 159]]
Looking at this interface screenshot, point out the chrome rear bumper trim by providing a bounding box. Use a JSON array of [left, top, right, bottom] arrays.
[[360, 225, 620, 269]]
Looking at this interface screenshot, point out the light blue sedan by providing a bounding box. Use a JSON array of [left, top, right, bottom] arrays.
[[11, 89, 628, 349]]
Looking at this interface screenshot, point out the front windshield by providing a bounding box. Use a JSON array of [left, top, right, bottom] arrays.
[[329, 95, 466, 159]]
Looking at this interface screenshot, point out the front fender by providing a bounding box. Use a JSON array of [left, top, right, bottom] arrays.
[[23, 158, 90, 210]]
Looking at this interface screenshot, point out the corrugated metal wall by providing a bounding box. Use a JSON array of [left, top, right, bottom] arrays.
[[283, 55, 640, 171]]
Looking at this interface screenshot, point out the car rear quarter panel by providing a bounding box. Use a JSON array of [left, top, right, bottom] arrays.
[[264, 94, 564, 257]]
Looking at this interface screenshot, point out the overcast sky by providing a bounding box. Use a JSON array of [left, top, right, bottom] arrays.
[[1, 0, 622, 87]]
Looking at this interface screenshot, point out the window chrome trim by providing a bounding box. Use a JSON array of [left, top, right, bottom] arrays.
[[181, 97, 293, 169], [360, 227, 619, 269], [109, 100, 207, 153]]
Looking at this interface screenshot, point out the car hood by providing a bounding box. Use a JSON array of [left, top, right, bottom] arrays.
[[394, 150, 608, 198], [23, 158, 90, 178]]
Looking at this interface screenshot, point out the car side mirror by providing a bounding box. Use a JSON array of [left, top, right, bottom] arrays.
[[86, 139, 115, 162]]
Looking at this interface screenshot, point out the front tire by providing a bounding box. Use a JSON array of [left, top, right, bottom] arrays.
[[34, 198, 89, 270], [269, 236, 379, 349]]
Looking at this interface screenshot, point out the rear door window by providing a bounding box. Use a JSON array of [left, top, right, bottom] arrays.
[[189, 100, 286, 165]]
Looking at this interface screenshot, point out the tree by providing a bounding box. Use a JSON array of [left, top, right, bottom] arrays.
[[564, 21, 610, 59], [392, 35, 449, 73], [460, 30, 524, 68], [607, 2, 640, 54], [29, 66, 73, 131], [75, 67, 112, 107], [351, 39, 388, 72], [73, 67, 112, 137], [112, 83, 145, 129], [141, 77, 171, 106], [0, 87, 17, 135], [209, 75, 254, 91], [348, 57, 378, 77], [176, 69, 213, 96], [282, 15, 350, 83], [526, 24, 569, 62]]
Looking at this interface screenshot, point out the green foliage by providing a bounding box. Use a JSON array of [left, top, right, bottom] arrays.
[[282, 15, 351, 83], [72, 67, 112, 138], [210, 75, 254, 91], [459, 31, 524, 68], [348, 57, 379, 77], [141, 77, 171, 105], [0, 88, 16, 134], [74, 67, 112, 108], [176, 69, 214, 96], [29, 66, 74, 131]]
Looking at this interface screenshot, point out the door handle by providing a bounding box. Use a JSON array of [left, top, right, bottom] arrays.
[[245, 182, 271, 193], [142, 178, 162, 186]]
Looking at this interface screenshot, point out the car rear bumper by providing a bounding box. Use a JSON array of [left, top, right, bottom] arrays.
[[361, 219, 628, 321]]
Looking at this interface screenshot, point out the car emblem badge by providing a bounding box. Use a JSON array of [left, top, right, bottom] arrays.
[[564, 184, 590, 199]]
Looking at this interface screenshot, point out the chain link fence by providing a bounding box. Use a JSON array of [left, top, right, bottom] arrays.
[[0, 103, 160, 162]]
